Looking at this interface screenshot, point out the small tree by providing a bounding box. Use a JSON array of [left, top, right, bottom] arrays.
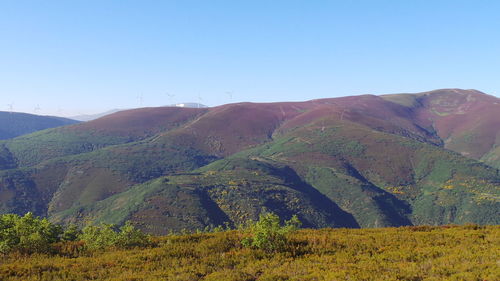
[[80, 224, 119, 251], [0, 214, 19, 254], [115, 221, 150, 248], [0, 212, 62, 254], [242, 213, 301, 253], [61, 224, 81, 242], [80, 221, 150, 251]]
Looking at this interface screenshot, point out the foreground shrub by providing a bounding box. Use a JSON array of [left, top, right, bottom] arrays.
[[0, 212, 62, 254], [80, 224, 119, 251], [115, 221, 151, 248], [80, 222, 150, 251], [1, 213, 151, 254], [61, 224, 81, 241], [241, 213, 301, 253]]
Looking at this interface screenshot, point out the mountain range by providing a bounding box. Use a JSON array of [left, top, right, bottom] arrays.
[[0, 111, 79, 140], [0, 89, 498, 234]]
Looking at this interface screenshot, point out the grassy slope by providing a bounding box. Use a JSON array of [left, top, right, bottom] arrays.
[[49, 118, 500, 232], [266, 119, 499, 226], [0, 225, 498, 281], [1, 107, 207, 168], [482, 146, 500, 169], [0, 137, 218, 217], [50, 159, 359, 234], [0, 103, 317, 220], [0, 107, 213, 217], [2, 128, 130, 167]]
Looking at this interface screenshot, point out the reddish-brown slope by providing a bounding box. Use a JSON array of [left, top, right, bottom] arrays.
[[420, 90, 499, 159], [71, 107, 208, 138], [36, 88, 497, 166], [160, 102, 316, 156], [384, 89, 500, 160], [149, 96, 441, 158], [69, 94, 451, 159], [278, 95, 440, 144]]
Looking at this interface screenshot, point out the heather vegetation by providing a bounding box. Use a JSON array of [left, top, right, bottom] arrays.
[[0, 213, 498, 281]]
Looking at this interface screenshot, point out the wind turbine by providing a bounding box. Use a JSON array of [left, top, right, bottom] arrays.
[[7, 103, 13, 113], [34, 104, 41, 114], [137, 94, 144, 107], [166, 92, 175, 105], [226, 91, 233, 102], [197, 94, 203, 108]]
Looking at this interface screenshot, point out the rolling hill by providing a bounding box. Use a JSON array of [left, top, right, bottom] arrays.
[[0, 111, 79, 140], [381, 89, 500, 168], [0, 89, 498, 234]]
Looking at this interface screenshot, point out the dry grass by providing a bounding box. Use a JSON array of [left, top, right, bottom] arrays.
[[1, 225, 499, 281]]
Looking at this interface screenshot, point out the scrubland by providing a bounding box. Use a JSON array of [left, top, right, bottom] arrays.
[[1, 224, 498, 281]]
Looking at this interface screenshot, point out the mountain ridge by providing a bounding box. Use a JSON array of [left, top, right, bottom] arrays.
[[0, 89, 498, 234], [0, 111, 79, 140]]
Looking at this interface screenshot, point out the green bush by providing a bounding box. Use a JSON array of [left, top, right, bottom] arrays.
[[80, 224, 119, 251], [115, 221, 150, 248], [241, 213, 301, 253], [0, 212, 62, 254], [61, 224, 81, 241], [0, 213, 150, 254], [80, 222, 150, 251]]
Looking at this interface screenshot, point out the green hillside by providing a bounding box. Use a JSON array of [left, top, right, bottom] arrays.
[[48, 117, 499, 233]]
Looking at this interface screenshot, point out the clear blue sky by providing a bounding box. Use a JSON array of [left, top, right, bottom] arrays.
[[1, 0, 499, 116]]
